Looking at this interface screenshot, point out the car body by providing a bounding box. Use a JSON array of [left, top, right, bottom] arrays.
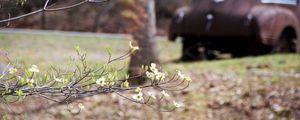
[[169, 0, 300, 60]]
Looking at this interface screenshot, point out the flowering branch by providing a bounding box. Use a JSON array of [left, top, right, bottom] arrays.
[[0, 41, 191, 114]]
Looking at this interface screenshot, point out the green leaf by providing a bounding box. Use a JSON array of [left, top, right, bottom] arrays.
[[107, 73, 115, 81], [74, 45, 81, 53], [25, 68, 32, 77], [145, 66, 149, 71], [121, 80, 129, 88], [113, 71, 118, 80], [44, 74, 49, 82], [106, 46, 112, 56], [20, 77, 25, 85], [103, 64, 108, 70], [141, 65, 144, 70], [2, 84, 8, 96], [17, 0, 27, 6], [16, 89, 23, 97], [125, 74, 129, 79]]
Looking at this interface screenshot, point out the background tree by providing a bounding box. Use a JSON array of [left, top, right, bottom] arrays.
[[120, 0, 159, 85]]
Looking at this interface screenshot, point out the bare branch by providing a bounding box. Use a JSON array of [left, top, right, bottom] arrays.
[[0, 0, 110, 24]]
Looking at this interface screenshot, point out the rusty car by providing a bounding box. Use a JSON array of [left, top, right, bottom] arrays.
[[169, 0, 300, 60]]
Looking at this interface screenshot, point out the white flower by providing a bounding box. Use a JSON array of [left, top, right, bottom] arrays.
[[135, 87, 142, 93], [54, 76, 63, 82], [9, 67, 17, 74], [155, 72, 166, 81], [146, 63, 166, 81], [26, 79, 34, 85], [177, 71, 184, 78], [150, 63, 156, 69], [146, 71, 155, 80], [149, 63, 158, 73], [96, 77, 107, 87], [173, 101, 183, 108], [78, 103, 85, 110], [183, 76, 192, 82], [29, 65, 39, 73], [161, 90, 169, 97], [107, 73, 115, 81], [177, 70, 192, 82], [129, 41, 139, 52], [147, 92, 156, 100], [132, 92, 144, 102], [54, 78, 63, 82]]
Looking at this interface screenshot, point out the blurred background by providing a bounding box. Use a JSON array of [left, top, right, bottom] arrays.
[[0, 0, 189, 35]]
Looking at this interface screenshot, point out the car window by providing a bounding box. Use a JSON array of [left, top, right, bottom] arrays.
[[261, 0, 298, 5]]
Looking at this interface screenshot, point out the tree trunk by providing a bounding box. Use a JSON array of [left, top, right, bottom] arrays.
[[41, 12, 46, 29], [128, 0, 159, 86]]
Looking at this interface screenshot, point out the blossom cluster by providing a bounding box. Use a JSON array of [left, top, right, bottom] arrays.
[[6, 63, 189, 111], [11, 65, 39, 85], [131, 87, 183, 108], [145, 63, 166, 82], [7, 65, 41, 97], [1, 43, 191, 113], [177, 70, 192, 82], [95, 73, 117, 87]]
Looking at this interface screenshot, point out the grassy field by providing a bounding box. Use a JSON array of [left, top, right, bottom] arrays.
[[1, 33, 300, 120]]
